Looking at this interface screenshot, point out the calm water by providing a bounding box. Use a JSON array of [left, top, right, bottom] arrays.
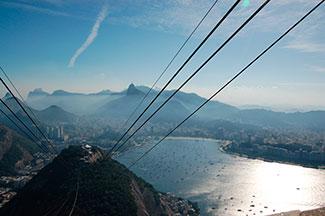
[[117, 138, 325, 216]]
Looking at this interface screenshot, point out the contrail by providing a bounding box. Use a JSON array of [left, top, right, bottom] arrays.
[[68, 5, 108, 68]]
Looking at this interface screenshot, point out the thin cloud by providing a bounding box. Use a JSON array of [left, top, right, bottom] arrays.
[[108, 0, 324, 47], [310, 65, 325, 73], [0, 1, 72, 17], [284, 40, 325, 53], [68, 5, 108, 68]]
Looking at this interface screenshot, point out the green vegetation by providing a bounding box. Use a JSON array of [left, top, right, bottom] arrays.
[[0, 146, 199, 215], [0, 125, 39, 176]]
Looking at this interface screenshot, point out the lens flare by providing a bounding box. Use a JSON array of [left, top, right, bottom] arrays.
[[243, 0, 250, 7]]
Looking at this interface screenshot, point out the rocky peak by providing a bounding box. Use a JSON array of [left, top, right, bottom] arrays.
[[27, 88, 49, 98], [126, 83, 144, 96]]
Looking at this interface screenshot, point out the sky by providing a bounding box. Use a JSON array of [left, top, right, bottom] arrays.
[[0, 0, 324, 111]]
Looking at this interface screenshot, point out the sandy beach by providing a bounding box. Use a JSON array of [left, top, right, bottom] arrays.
[[268, 207, 325, 216]]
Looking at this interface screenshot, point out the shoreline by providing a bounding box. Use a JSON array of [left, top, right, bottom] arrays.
[[121, 136, 325, 215], [163, 136, 324, 170], [267, 207, 325, 216], [165, 136, 222, 143], [219, 144, 325, 170]]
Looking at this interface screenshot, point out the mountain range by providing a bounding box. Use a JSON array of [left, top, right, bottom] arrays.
[[23, 84, 325, 131], [0, 84, 324, 133], [0, 96, 76, 128]]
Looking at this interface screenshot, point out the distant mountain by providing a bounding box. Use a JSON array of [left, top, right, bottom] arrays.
[[0, 145, 199, 215], [89, 89, 111, 96], [126, 83, 145, 96], [238, 104, 275, 110], [3, 92, 13, 101], [27, 88, 49, 99], [0, 94, 26, 114], [28, 89, 113, 98], [24, 84, 325, 132], [35, 105, 77, 124], [0, 95, 75, 129], [163, 90, 238, 120], [96, 93, 145, 119], [26, 84, 236, 118], [0, 95, 44, 135], [27, 88, 121, 115], [0, 125, 40, 175], [226, 109, 325, 131], [96, 85, 192, 122], [287, 111, 325, 131], [51, 90, 84, 96], [135, 85, 153, 93]]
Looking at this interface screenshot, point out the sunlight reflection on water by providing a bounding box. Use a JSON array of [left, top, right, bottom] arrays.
[[118, 138, 325, 216]]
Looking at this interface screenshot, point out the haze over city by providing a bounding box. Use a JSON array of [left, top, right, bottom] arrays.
[[0, 1, 325, 216]]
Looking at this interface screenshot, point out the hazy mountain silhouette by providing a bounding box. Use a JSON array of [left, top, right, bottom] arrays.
[[27, 88, 49, 99], [27, 89, 119, 115], [35, 105, 77, 124], [126, 83, 145, 96], [24, 84, 325, 131], [96, 84, 192, 122], [227, 109, 325, 130]]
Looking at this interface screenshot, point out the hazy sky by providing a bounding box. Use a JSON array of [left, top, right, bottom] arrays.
[[0, 0, 324, 110]]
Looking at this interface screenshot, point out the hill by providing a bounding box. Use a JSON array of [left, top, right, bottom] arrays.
[[96, 94, 191, 123], [227, 109, 325, 131], [35, 105, 77, 124], [0, 125, 40, 176], [0, 145, 199, 216]]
